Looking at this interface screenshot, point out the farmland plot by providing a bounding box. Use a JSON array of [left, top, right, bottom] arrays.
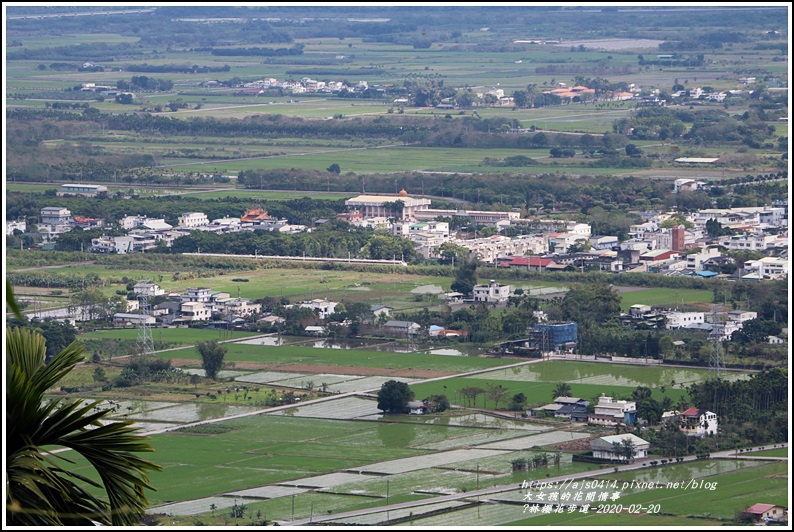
[[468, 362, 750, 389], [350, 448, 511, 475], [180, 369, 250, 379], [598, 459, 760, 485], [405, 502, 524, 527], [475, 431, 589, 450], [122, 402, 261, 424], [331, 501, 471, 525], [270, 374, 366, 389], [226, 485, 308, 499], [279, 472, 367, 489], [235, 371, 313, 384], [147, 496, 239, 516], [440, 413, 548, 431], [235, 336, 285, 346], [133, 421, 182, 433], [450, 450, 601, 480], [268, 396, 381, 420], [325, 376, 420, 394], [325, 467, 490, 498], [414, 429, 532, 451]]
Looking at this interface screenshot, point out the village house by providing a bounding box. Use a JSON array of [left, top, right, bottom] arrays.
[[473, 280, 511, 303], [589, 434, 650, 462], [177, 212, 210, 228], [383, 320, 421, 337], [133, 282, 165, 298], [58, 183, 108, 197], [589, 394, 637, 426], [112, 313, 156, 326], [679, 407, 718, 437], [298, 299, 339, 320], [530, 396, 590, 421], [742, 504, 788, 524], [177, 301, 211, 322], [408, 400, 426, 415]]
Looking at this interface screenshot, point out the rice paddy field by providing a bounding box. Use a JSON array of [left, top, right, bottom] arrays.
[[741, 447, 790, 458], [156, 341, 513, 373], [123, 412, 567, 507], [81, 328, 257, 346], [7, 8, 788, 526]]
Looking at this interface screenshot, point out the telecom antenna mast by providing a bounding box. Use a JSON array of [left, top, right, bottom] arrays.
[[137, 280, 155, 360]]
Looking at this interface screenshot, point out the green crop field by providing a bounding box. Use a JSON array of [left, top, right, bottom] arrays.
[[742, 447, 789, 458], [597, 461, 788, 520], [618, 288, 714, 310], [81, 328, 258, 345], [181, 190, 353, 201], [158, 341, 512, 374], [468, 360, 750, 389], [410, 376, 686, 409], [66, 414, 506, 505], [504, 510, 725, 527], [11, 265, 454, 304], [410, 360, 752, 407]]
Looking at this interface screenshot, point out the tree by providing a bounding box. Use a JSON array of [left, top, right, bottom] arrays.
[[424, 394, 450, 414], [326, 163, 341, 174], [377, 380, 414, 414], [552, 383, 572, 399], [93, 366, 107, 383], [625, 143, 642, 156], [438, 242, 469, 265], [451, 261, 478, 295], [731, 318, 782, 344], [459, 386, 485, 408], [705, 218, 732, 237], [30, 318, 77, 363], [508, 393, 527, 411], [196, 339, 227, 380], [613, 437, 637, 462], [485, 383, 510, 410], [6, 282, 161, 526], [559, 284, 621, 330]]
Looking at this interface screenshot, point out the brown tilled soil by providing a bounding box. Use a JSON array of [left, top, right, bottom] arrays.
[[550, 435, 598, 452], [169, 359, 452, 379]]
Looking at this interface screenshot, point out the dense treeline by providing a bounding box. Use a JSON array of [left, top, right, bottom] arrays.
[[167, 224, 417, 262], [124, 64, 231, 74], [116, 76, 174, 91], [283, 68, 386, 76], [687, 369, 787, 445], [6, 42, 145, 61], [210, 45, 304, 57]]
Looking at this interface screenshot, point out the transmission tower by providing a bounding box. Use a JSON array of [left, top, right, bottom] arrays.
[[540, 325, 551, 359], [137, 281, 155, 359], [707, 306, 724, 380]]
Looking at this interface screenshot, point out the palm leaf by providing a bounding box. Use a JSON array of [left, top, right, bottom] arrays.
[[6, 303, 163, 526]]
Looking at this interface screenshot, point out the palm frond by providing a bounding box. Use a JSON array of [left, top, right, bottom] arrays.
[[6, 299, 163, 526]]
